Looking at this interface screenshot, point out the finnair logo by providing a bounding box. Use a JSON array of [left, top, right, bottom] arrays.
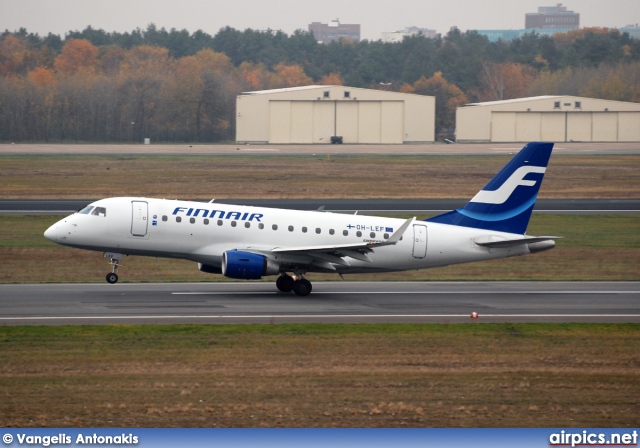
[[470, 166, 546, 205]]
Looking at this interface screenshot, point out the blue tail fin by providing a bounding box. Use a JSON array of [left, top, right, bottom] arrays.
[[427, 142, 554, 234]]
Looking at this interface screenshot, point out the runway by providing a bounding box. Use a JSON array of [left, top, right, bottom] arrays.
[[1, 281, 638, 325]]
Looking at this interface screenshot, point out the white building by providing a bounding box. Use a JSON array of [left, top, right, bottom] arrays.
[[456, 96, 640, 142], [236, 85, 435, 144], [381, 26, 437, 43]]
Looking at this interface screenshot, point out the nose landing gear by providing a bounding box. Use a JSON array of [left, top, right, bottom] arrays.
[[104, 252, 122, 284]]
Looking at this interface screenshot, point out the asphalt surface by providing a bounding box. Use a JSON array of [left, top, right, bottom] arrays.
[[1, 281, 638, 325], [2, 198, 639, 215]]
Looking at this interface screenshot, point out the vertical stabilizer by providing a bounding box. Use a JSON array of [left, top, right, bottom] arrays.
[[427, 142, 554, 234]]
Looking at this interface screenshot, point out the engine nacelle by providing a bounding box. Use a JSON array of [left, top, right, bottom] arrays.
[[221, 250, 279, 280]]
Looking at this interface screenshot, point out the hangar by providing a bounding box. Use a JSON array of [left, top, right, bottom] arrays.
[[456, 96, 640, 142], [236, 85, 435, 144]]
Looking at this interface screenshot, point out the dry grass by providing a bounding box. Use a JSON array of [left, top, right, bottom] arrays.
[[1, 154, 638, 199], [1, 324, 639, 427]]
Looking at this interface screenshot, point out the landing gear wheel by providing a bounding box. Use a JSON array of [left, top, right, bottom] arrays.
[[292, 279, 312, 297], [276, 274, 295, 292], [106, 272, 119, 284]]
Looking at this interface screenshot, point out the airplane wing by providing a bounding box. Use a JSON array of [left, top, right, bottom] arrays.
[[247, 217, 415, 270]]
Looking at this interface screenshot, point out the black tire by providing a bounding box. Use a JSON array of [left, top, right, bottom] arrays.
[[106, 273, 118, 284], [292, 279, 312, 296], [276, 274, 295, 292]]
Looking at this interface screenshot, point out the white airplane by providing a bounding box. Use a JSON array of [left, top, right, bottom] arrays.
[[44, 142, 560, 296]]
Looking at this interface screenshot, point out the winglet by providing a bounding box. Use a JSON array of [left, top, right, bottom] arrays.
[[383, 217, 415, 245]]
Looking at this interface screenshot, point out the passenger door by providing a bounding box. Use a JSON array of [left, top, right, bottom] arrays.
[[131, 201, 148, 237]]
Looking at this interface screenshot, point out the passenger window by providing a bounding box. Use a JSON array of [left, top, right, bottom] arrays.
[[356, 231, 362, 237], [231, 221, 237, 227], [217, 220, 223, 226], [316, 228, 321, 234], [259, 223, 264, 229], [370, 232, 375, 238], [162, 216, 168, 222], [91, 207, 107, 217], [203, 219, 209, 225], [288, 225, 294, 232], [384, 233, 389, 239], [78, 206, 94, 214], [176, 217, 182, 223], [302, 227, 308, 233], [245, 222, 250, 228], [329, 229, 335, 235], [343, 230, 348, 236], [190, 217, 196, 224], [272, 224, 278, 230]]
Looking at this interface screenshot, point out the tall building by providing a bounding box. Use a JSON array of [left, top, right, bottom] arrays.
[[381, 26, 437, 43], [525, 3, 580, 30], [309, 19, 360, 44]]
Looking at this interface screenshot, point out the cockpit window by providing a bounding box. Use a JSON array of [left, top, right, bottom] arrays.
[[91, 207, 107, 217], [78, 206, 94, 214]]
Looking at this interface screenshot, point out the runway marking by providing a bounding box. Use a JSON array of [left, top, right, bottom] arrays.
[[172, 291, 639, 295], [1, 314, 639, 321]]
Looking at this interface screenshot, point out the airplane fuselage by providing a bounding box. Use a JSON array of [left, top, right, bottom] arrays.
[[45, 197, 533, 275]]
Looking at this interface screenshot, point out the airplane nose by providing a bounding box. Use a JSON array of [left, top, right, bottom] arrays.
[[44, 222, 65, 242], [44, 224, 58, 241]]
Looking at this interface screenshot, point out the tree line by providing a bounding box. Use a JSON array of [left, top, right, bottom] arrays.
[[1, 25, 638, 142]]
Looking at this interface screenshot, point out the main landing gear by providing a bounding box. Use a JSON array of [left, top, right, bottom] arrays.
[[104, 252, 122, 284], [276, 273, 312, 297]]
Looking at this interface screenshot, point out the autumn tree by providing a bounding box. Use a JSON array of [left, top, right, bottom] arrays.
[[402, 71, 468, 135], [272, 63, 312, 88], [118, 45, 172, 141], [26, 67, 56, 141], [167, 51, 238, 141], [478, 62, 534, 101], [0, 35, 28, 75], [53, 38, 99, 74], [317, 72, 343, 85], [239, 61, 273, 90]]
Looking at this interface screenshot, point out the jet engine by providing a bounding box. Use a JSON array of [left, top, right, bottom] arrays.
[[221, 250, 279, 280]]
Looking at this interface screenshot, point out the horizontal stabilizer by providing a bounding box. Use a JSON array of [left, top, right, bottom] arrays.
[[474, 235, 562, 248]]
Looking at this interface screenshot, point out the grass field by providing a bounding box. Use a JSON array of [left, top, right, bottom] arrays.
[[1, 323, 638, 427], [1, 153, 639, 199], [1, 214, 639, 283]]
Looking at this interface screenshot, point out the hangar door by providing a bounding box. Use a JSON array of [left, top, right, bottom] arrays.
[[492, 112, 563, 142], [491, 111, 632, 142], [269, 100, 404, 144], [618, 112, 640, 141]]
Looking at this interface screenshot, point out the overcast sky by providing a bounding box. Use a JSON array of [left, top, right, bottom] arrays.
[[1, 0, 638, 41]]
